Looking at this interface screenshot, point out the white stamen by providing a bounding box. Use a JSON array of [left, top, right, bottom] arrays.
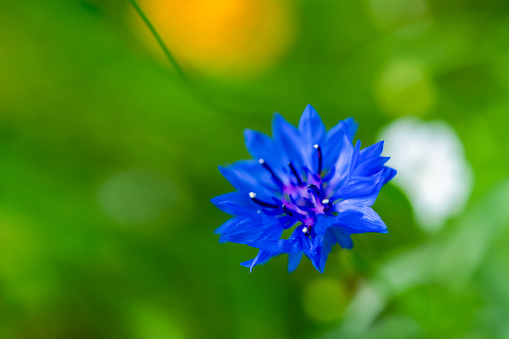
[[302, 227, 309, 233], [313, 144, 319, 149], [249, 192, 257, 199], [322, 199, 330, 204], [258, 158, 264, 164]]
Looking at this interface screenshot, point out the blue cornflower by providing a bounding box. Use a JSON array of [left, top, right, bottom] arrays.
[[212, 105, 396, 273]]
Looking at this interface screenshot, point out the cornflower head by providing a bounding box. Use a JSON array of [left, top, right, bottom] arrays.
[[212, 105, 396, 273]]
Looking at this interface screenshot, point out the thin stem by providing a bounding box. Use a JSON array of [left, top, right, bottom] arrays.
[[129, 0, 184, 78]]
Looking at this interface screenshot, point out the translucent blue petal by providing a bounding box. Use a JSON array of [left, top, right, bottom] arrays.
[[329, 227, 353, 249], [333, 170, 384, 200], [359, 140, 384, 161], [353, 157, 390, 177], [223, 219, 283, 250], [314, 214, 337, 235], [350, 139, 362, 170], [287, 252, 303, 273], [272, 113, 305, 169], [306, 250, 323, 273], [336, 207, 388, 234], [241, 250, 278, 272], [214, 217, 244, 237], [343, 117, 358, 141], [318, 233, 333, 273], [244, 129, 288, 181], [244, 129, 274, 160], [218, 160, 277, 201], [323, 122, 347, 170], [210, 192, 254, 215], [336, 175, 384, 208], [382, 167, 397, 185], [299, 104, 326, 146], [326, 133, 355, 193]]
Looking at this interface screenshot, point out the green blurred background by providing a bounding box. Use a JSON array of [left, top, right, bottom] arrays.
[[2, 0, 509, 338]]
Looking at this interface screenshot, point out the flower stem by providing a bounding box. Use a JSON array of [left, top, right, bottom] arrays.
[[129, 0, 184, 78]]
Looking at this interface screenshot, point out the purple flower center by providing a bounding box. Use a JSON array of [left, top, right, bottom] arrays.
[[249, 144, 332, 235]]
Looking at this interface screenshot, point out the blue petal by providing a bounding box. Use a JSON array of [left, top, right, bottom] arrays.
[[359, 141, 384, 161], [329, 227, 353, 249], [382, 167, 397, 185], [219, 160, 277, 201], [350, 139, 362, 170], [306, 250, 323, 273], [241, 250, 278, 272], [287, 252, 303, 273], [210, 192, 254, 215], [336, 207, 388, 234], [343, 117, 359, 140], [318, 233, 333, 273], [326, 133, 355, 193], [323, 122, 347, 171], [314, 214, 337, 235], [353, 157, 390, 177], [244, 129, 288, 181], [214, 216, 244, 237], [335, 174, 385, 208], [282, 226, 313, 253], [272, 113, 305, 170], [222, 218, 283, 250], [244, 129, 274, 160], [333, 170, 384, 200], [299, 104, 326, 146]]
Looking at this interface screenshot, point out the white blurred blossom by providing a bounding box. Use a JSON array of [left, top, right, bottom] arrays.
[[378, 117, 473, 231]]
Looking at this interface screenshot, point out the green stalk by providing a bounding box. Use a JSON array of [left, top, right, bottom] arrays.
[[129, 0, 184, 77]]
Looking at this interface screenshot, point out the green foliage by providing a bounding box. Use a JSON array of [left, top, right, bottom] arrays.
[[1, 0, 509, 338]]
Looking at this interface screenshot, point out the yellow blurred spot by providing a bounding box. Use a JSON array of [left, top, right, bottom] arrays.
[[374, 60, 435, 117], [131, 0, 295, 78], [302, 277, 346, 323]]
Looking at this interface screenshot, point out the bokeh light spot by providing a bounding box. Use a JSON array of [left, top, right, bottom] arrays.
[[303, 277, 346, 323], [375, 61, 435, 117], [368, 0, 429, 30], [98, 170, 176, 225], [130, 0, 295, 78], [378, 117, 474, 231]]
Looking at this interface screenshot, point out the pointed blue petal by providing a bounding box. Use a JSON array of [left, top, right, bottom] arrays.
[[214, 217, 244, 236], [241, 250, 277, 272], [218, 160, 277, 201], [329, 227, 353, 249], [333, 169, 384, 200], [299, 104, 326, 146], [272, 113, 305, 169], [314, 214, 337, 235], [210, 192, 254, 215], [287, 252, 303, 273], [359, 141, 384, 162], [353, 157, 390, 177], [223, 218, 283, 250], [336, 207, 388, 234], [343, 117, 358, 140], [244, 129, 288, 180], [382, 167, 397, 185], [318, 233, 333, 273], [323, 122, 347, 170], [306, 251, 323, 273], [326, 133, 355, 193], [335, 174, 385, 208]]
